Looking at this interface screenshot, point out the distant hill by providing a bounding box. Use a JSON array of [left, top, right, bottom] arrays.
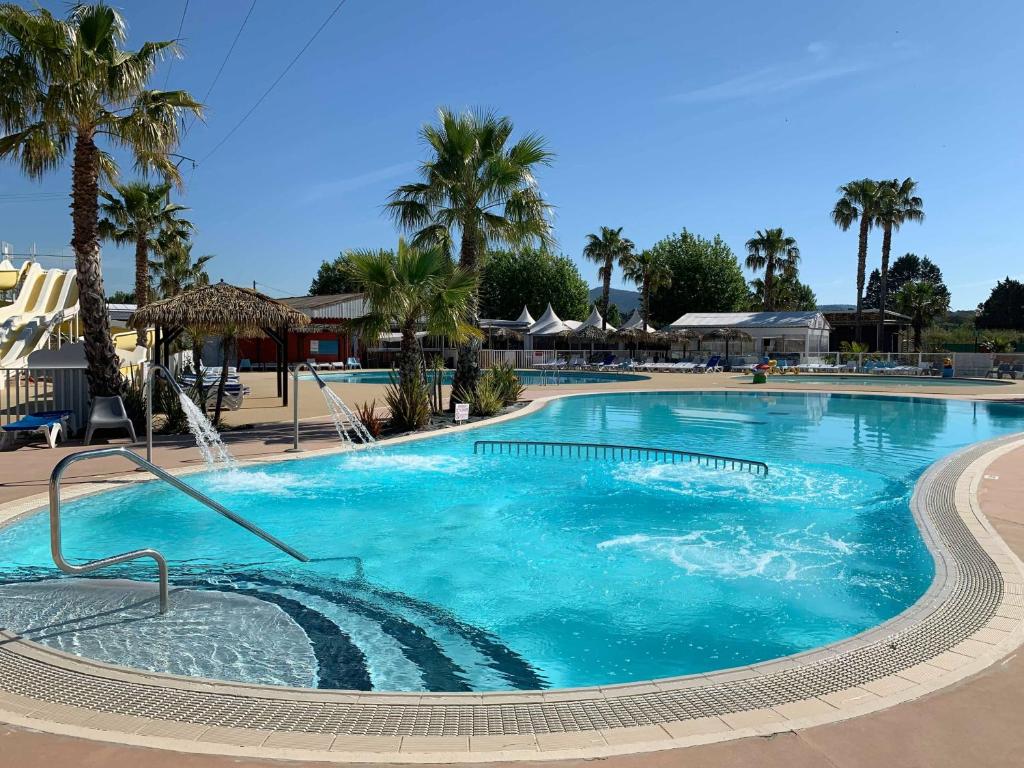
[[588, 286, 640, 314]]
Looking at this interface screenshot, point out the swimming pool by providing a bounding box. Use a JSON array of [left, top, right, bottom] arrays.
[[737, 374, 1011, 387], [1, 391, 1022, 692], [310, 368, 649, 385]]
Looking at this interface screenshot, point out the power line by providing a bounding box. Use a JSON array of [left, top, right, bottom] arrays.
[[254, 281, 303, 297], [183, 0, 257, 139], [164, 0, 191, 89], [198, 0, 349, 166]]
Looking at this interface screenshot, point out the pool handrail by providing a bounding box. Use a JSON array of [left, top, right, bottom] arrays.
[[473, 440, 768, 475], [48, 446, 310, 614]]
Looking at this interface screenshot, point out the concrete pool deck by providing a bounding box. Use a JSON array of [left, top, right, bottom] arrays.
[[2, 373, 1024, 766]]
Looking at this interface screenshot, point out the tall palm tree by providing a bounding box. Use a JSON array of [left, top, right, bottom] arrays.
[[0, 3, 202, 397], [347, 240, 481, 392], [744, 228, 799, 311], [873, 178, 924, 351], [99, 180, 192, 344], [622, 249, 672, 327], [895, 279, 948, 351], [583, 227, 635, 329], [832, 179, 880, 343], [387, 108, 553, 396]]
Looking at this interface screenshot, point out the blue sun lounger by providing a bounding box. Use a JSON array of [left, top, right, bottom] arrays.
[[1, 409, 73, 449]]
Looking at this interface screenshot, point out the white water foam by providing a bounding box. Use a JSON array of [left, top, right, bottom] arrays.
[[205, 470, 314, 497], [179, 392, 236, 469], [348, 454, 471, 475], [597, 524, 861, 582]]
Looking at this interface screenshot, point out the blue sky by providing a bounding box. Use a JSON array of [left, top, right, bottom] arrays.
[[2, 0, 1021, 309]]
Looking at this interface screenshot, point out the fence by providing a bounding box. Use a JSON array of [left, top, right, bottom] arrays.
[[1, 367, 90, 434], [478, 349, 1024, 377]]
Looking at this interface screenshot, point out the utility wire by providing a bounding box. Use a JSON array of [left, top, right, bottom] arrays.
[[198, 0, 348, 166], [164, 0, 191, 88], [183, 0, 257, 139]]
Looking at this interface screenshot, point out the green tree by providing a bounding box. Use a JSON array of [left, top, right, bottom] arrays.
[[895, 279, 950, 350], [605, 303, 623, 328], [832, 179, 880, 343], [748, 274, 816, 311], [873, 178, 924, 350], [975, 277, 1024, 330], [583, 226, 635, 329], [479, 248, 589, 321], [310, 251, 362, 295], [387, 108, 553, 396], [744, 227, 799, 311], [347, 240, 480, 393], [864, 253, 948, 309], [99, 180, 192, 344], [622, 249, 672, 327], [646, 230, 747, 324], [107, 289, 135, 304], [0, 3, 202, 397]]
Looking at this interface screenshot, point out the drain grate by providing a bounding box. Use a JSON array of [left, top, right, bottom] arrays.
[[0, 436, 1016, 736]]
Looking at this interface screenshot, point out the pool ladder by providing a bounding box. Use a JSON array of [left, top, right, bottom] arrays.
[[473, 440, 769, 475], [48, 447, 309, 614]]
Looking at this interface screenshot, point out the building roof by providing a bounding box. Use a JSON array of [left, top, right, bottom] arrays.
[[822, 308, 911, 325], [669, 311, 830, 330], [279, 293, 368, 320]]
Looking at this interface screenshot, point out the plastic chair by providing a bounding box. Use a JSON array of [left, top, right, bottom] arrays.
[[84, 396, 137, 445]]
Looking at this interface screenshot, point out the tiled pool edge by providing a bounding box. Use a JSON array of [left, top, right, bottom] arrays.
[[0, 427, 1022, 760]]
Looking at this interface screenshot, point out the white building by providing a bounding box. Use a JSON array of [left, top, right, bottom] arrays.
[[668, 311, 831, 355]]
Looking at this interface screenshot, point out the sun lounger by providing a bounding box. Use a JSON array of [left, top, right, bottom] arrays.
[[1, 409, 73, 449]]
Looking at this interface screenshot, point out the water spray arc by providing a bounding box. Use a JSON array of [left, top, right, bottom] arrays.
[[288, 364, 376, 453]]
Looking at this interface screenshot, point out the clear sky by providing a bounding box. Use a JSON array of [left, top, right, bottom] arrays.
[[1, 0, 1021, 309]]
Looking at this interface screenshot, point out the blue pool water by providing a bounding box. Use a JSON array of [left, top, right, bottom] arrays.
[[1, 391, 1023, 691], [310, 369, 649, 385], [742, 374, 1010, 388]]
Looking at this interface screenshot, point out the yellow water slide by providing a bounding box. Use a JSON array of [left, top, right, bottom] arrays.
[[0, 266, 80, 368]]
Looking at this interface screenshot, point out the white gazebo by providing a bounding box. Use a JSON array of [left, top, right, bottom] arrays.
[[619, 309, 655, 334], [667, 311, 831, 355]]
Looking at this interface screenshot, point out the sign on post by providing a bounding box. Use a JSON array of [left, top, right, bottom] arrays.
[[454, 403, 470, 423]]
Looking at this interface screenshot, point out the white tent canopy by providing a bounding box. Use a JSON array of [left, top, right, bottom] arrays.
[[668, 311, 831, 355], [513, 305, 535, 325], [529, 303, 572, 336], [575, 305, 615, 333], [619, 310, 655, 333]]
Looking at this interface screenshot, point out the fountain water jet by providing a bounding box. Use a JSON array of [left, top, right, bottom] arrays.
[[146, 363, 236, 469], [288, 364, 376, 452]]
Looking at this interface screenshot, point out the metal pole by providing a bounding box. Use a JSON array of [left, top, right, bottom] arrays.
[[286, 363, 303, 452]]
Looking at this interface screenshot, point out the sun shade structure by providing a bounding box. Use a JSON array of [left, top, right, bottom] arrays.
[[668, 311, 830, 355], [528, 303, 573, 337], [131, 281, 310, 405]]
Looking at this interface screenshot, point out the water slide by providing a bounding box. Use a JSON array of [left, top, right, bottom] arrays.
[[0, 266, 80, 368]]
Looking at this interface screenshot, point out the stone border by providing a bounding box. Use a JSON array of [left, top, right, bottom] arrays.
[[0, 394, 1022, 762]]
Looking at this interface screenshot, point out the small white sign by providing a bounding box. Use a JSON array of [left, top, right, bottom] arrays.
[[454, 403, 470, 423]]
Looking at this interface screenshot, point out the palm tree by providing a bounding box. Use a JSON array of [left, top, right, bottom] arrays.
[[895, 279, 948, 351], [832, 179, 880, 343], [0, 3, 202, 397], [583, 227, 635, 329], [744, 228, 799, 311], [387, 108, 553, 396], [873, 178, 924, 351], [622, 249, 672, 327], [347, 240, 481, 392], [99, 180, 192, 344], [149, 242, 213, 299]]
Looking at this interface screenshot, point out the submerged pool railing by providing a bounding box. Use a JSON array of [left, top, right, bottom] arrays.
[[473, 440, 769, 475], [48, 447, 309, 614]]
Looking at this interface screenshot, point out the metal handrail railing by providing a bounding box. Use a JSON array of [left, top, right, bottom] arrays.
[[473, 440, 769, 475], [49, 447, 310, 614]]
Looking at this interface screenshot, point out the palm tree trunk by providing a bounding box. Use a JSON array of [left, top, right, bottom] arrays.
[[913, 322, 923, 351], [452, 232, 481, 404], [642, 278, 650, 328], [213, 334, 234, 425], [71, 132, 123, 398], [854, 217, 870, 343], [763, 257, 775, 312], [601, 257, 612, 330], [398, 322, 422, 392], [876, 224, 893, 352], [134, 234, 149, 347]]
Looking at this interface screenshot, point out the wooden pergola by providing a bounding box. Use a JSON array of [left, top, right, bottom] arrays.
[[130, 281, 310, 405]]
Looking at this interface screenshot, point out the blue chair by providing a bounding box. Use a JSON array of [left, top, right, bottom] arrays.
[[1, 409, 73, 449]]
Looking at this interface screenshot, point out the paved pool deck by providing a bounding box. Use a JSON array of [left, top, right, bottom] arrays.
[[1, 372, 1024, 766]]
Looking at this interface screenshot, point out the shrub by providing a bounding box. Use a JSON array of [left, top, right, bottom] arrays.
[[384, 374, 431, 431], [470, 375, 504, 417], [355, 399, 385, 438], [486, 361, 524, 406]]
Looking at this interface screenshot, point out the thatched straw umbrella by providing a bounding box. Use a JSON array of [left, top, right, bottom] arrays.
[[701, 327, 752, 363], [131, 281, 309, 412]]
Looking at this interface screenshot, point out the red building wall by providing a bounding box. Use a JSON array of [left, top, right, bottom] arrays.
[[238, 331, 355, 366]]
